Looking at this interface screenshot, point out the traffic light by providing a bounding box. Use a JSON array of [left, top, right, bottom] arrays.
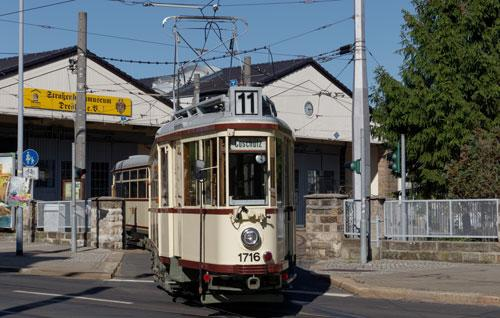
[[75, 167, 86, 179], [344, 159, 361, 174], [387, 143, 401, 175]]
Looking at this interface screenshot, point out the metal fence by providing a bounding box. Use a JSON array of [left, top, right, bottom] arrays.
[[343, 199, 383, 246], [36, 200, 90, 232], [344, 199, 359, 236], [384, 199, 499, 239]]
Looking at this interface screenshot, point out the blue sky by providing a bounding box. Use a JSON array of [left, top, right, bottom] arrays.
[[0, 0, 414, 89]]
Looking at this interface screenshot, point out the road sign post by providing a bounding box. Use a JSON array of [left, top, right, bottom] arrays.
[[23, 167, 39, 180], [22, 149, 39, 167]]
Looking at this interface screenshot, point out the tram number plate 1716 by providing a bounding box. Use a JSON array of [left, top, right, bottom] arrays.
[[238, 252, 261, 263]]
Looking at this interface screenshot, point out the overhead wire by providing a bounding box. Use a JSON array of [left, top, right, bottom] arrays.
[[0, 1, 354, 111], [368, 49, 382, 67], [0, 0, 76, 17], [219, 0, 342, 7], [0, 18, 175, 47], [87, 64, 172, 115], [110, 0, 343, 8], [0, 65, 70, 90]]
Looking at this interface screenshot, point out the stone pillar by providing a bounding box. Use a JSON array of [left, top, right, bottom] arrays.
[[90, 197, 124, 250], [377, 146, 398, 198], [305, 193, 348, 259]]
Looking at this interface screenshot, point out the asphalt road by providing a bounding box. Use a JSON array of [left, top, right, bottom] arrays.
[[0, 250, 499, 318]]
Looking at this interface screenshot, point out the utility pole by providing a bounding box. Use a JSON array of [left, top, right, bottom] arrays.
[[360, 129, 367, 263], [72, 12, 87, 253], [75, 11, 87, 199], [353, 0, 371, 264], [16, 0, 24, 256]]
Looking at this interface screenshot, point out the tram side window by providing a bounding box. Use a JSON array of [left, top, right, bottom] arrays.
[[219, 137, 226, 206], [203, 139, 217, 206], [113, 169, 148, 199], [284, 139, 291, 206], [114, 173, 122, 197], [276, 137, 284, 205], [151, 159, 159, 205], [229, 137, 267, 206], [184, 141, 199, 206], [131, 180, 138, 198], [161, 148, 168, 207]]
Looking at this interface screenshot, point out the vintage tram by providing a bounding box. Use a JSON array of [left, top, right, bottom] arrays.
[[111, 155, 150, 241], [147, 86, 296, 303]]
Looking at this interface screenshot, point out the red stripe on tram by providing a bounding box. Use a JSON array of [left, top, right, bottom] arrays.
[[168, 259, 283, 275]]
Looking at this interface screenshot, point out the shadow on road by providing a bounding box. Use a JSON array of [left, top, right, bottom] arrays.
[[0, 252, 67, 273], [0, 286, 112, 317], [174, 267, 333, 317]]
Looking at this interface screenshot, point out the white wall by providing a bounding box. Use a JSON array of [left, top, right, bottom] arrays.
[[263, 65, 352, 142], [0, 56, 172, 126]]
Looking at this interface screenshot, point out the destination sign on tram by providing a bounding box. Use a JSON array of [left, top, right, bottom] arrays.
[[230, 138, 266, 152]]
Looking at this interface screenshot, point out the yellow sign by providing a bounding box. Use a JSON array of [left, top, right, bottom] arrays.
[[24, 88, 132, 117]]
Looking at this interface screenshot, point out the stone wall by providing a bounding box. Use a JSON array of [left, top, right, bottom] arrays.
[[304, 193, 347, 258], [35, 231, 87, 246], [89, 197, 124, 250], [382, 240, 500, 264]]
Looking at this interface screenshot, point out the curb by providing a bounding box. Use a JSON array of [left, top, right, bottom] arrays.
[[108, 251, 125, 279], [19, 268, 114, 280], [329, 275, 500, 307], [0, 251, 125, 281]]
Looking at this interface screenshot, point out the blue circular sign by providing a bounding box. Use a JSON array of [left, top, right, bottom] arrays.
[[22, 149, 39, 167]]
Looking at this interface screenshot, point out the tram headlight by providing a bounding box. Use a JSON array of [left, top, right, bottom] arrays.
[[241, 227, 261, 250]]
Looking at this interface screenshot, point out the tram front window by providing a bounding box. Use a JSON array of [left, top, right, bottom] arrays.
[[229, 137, 267, 206]]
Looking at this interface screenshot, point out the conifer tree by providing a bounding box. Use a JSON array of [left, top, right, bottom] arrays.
[[371, 0, 499, 197]]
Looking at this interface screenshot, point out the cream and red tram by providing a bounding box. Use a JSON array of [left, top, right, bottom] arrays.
[[111, 155, 150, 240], [147, 86, 296, 303]]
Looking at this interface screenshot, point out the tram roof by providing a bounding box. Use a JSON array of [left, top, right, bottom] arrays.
[[155, 88, 293, 140], [113, 155, 150, 171]]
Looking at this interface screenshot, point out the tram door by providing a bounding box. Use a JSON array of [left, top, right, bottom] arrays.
[[276, 138, 287, 261]]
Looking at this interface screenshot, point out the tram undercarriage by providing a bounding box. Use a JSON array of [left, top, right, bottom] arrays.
[[147, 238, 293, 304]]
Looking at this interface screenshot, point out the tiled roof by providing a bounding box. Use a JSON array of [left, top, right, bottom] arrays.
[[0, 46, 172, 107], [140, 57, 352, 98]]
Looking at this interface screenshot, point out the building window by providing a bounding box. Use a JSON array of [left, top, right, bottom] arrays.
[[91, 162, 109, 197], [61, 161, 72, 181], [307, 170, 319, 194], [319, 170, 335, 193], [36, 160, 55, 188]]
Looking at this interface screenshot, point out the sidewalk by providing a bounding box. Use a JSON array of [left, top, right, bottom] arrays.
[[0, 239, 123, 280], [296, 230, 500, 306]]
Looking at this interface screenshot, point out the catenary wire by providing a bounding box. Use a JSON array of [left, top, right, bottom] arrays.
[[0, 0, 76, 17]]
